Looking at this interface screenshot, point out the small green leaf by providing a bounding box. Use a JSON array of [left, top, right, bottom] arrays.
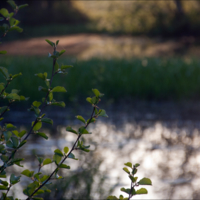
[[129, 175, 138, 183], [52, 86, 67, 93], [0, 180, 8, 186], [18, 130, 26, 138], [18, 140, 26, 148], [6, 93, 20, 101], [0, 51, 7, 54], [32, 197, 44, 200], [106, 196, 119, 200], [21, 169, 34, 178], [86, 97, 92, 104], [0, 8, 9, 18], [11, 136, 19, 148], [56, 40, 59, 45], [54, 149, 63, 156], [33, 101, 41, 108], [99, 109, 108, 117], [136, 188, 148, 194], [0, 106, 7, 115], [7, 0, 17, 9], [0, 185, 8, 190], [123, 167, 130, 174], [92, 89, 100, 97], [124, 162, 132, 168], [10, 174, 20, 185], [18, 4, 28, 10], [41, 118, 53, 125], [36, 132, 48, 140], [3, 131, 12, 141], [138, 178, 152, 185], [61, 65, 73, 70], [59, 164, 70, 169], [45, 39, 55, 47], [63, 146, 69, 154], [32, 121, 42, 131], [66, 126, 77, 134], [37, 157, 44, 164], [79, 126, 89, 134], [8, 26, 23, 33], [53, 154, 62, 165], [59, 49, 66, 56], [135, 163, 140, 167], [43, 158, 52, 166], [68, 153, 78, 160], [12, 72, 22, 80], [51, 101, 65, 107], [120, 187, 130, 194], [34, 189, 44, 195], [76, 115, 86, 124]]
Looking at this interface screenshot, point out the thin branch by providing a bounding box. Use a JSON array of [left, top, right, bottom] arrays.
[[27, 107, 96, 200]]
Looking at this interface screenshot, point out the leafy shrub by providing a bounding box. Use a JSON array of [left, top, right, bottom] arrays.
[[0, 1, 152, 200]]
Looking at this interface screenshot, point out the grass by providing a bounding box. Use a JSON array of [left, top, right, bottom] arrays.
[[1, 56, 200, 107]]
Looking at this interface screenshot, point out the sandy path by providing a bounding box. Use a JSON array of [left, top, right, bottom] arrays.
[[0, 34, 197, 58]]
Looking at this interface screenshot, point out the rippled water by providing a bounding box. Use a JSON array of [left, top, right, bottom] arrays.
[[2, 102, 200, 199]]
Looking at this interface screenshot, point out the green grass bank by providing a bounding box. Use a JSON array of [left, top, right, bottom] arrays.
[[1, 56, 200, 106]]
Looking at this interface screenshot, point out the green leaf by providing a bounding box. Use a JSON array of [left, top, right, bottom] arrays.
[[107, 196, 119, 200], [124, 162, 132, 168], [33, 101, 41, 108], [37, 157, 43, 164], [136, 188, 148, 194], [76, 115, 86, 124], [18, 140, 26, 148], [3, 131, 12, 141], [138, 178, 152, 185], [132, 168, 137, 175], [38, 86, 48, 93], [87, 117, 96, 124], [51, 101, 65, 107], [5, 123, 16, 130], [63, 146, 69, 154], [52, 86, 67, 93], [0, 67, 9, 79], [66, 126, 77, 134], [11, 137, 19, 148], [45, 39, 55, 47], [34, 189, 44, 195], [8, 26, 23, 33], [23, 181, 39, 196], [36, 132, 48, 140], [18, 130, 26, 138], [0, 8, 9, 18], [59, 50, 66, 56], [56, 40, 59, 46], [59, 164, 70, 169], [61, 65, 73, 70], [35, 73, 46, 81], [41, 118, 53, 125], [91, 96, 98, 104], [0, 51, 7, 54], [123, 167, 130, 174], [53, 154, 62, 165], [10, 174, 20, 185], [12, 72, 22, 80], [6, 140, 13, 148], [92, 89, 100, 97], [129, 175, 138, 183], [86, 97, 92, 104], [32, 197, 44, 200], [49, 92, 53, 101], [32, 121, 42, 131], [40, 175, 49, 183], [99, 109, 108, 117], [135, 163, 140, 167], [68, 153, 78, 160], [7, 0, 17, 9], [54, 149, 63, 156], [79, 126, 90, 134], [0, 180, 8, 186], [6, 93, 20, 101], [120, 187, 130, 194], [0, 185, 8, 190], [43, 158, 52, 166], [0, 106, 7, 115], [21, 169, 34, 178], [18, 4, 28, 10]]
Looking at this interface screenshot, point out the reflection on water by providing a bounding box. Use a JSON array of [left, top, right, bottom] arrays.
[[3, 103, 200, 199]]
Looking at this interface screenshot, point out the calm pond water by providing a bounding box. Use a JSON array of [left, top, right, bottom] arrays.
[[2, 101, 200, 199]]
